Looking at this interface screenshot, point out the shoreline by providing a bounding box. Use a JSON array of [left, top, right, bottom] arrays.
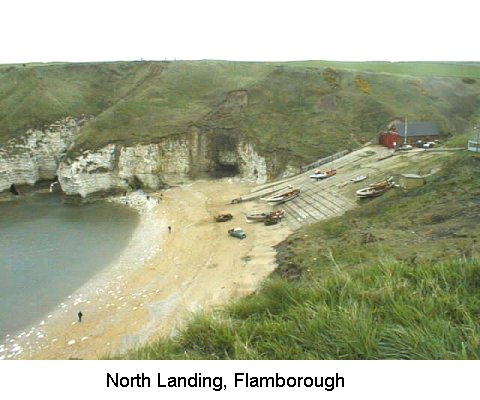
[[3, 178, 293, 360], [1, 189, 167, 359]]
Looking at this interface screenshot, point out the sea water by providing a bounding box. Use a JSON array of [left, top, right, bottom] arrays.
[[0, 193, 139, 338]]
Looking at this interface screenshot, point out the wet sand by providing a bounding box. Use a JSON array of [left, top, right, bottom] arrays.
[[11, 179, 292, 360]]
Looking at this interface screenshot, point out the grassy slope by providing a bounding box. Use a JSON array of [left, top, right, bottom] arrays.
[[241, 66, 479, 163], [286, 61, 480, 78], [72, 61, 273, 152], [119, 149, 480, 360], [0, 62, 153, 137], [2, 61, 480, 166], [3, 60, 480, 359]]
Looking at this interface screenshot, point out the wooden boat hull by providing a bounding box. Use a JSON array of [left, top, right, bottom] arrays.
[[356, 182, 394, 198], [246, 210, 286, 222], [261, 189, 300, 203], [310, 169, 337, 180], [246, 213, 269, 222], [215, 213, 233, 222], [351, 175, 367, 183], [369, 176, 394, 189], [265, 193, 299, 203], [264, 218, 279, 226]]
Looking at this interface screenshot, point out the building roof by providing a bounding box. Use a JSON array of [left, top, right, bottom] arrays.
[[393, 122, 440, 137]]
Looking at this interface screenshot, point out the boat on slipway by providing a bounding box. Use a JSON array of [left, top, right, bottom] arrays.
[[356, 177, 395, 198], [309, 168, 337, 180], [369, 176, 394, 189], [245, 209, 286, 222], [260, 188, 300, 204], [350, 175, 368, 183]]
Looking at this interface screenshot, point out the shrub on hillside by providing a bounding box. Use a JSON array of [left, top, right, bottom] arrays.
[[462, 77, 476, 84], [323, 67, 340, 88], [355, 77, 371, 94]]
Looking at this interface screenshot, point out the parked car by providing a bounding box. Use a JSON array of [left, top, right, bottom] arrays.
[[228, 227, 246, 239], [396, 144, 412, 151]]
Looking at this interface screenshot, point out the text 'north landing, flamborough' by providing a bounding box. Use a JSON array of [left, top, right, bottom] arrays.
[[106, 371, 345, 392]]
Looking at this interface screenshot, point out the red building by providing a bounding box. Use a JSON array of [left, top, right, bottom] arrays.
[[380, 121, 440, 148], [380, 130, 401, 148]]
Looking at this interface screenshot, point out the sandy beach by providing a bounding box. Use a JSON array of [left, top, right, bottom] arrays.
[[5, 178, 292, 360]]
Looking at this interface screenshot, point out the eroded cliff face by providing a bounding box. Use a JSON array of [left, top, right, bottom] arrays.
[[0, 84, 302, 198], [0, 116, 92, 193], [57, 137, 192, 198], [1, 114, 298, 199], [57, 133, 274, 198]]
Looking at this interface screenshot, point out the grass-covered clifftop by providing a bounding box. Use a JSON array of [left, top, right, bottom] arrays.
[[118, 149, 480, 360], [1, 60, 480, 166]]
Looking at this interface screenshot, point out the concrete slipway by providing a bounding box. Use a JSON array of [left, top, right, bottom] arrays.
[[239, 144, 454, 230]]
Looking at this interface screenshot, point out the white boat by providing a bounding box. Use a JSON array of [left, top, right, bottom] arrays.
[[351, 175, 368, 183], [260, 188, 300, 203], [369, 176, 394, 189], [309, 168, 337, 180], [356, 181, 394, 198]]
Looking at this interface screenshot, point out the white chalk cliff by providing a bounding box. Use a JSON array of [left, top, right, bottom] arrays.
[[1, 116, 297, 198], [0, 116, 91, 193], [57, 136, 271, 198]]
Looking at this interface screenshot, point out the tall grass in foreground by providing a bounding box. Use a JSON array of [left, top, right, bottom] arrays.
[[121, 258, 480, 360]]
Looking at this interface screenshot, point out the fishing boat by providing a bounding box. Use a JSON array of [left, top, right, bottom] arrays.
[[351, 175, 368, 183], [246, 209, 286, 222], [264, 216, 281, 226], [214, 213, 233, 222], [260, 188, 300, 203], [309, 168, 337, 180], [245, 212, 270, 222], [369, 176, 394, 189], [356, 180, 395, 198], [269, 209, 286, 219]]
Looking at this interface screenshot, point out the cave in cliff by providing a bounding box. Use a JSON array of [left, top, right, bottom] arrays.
[[210, 162, 240, 178]]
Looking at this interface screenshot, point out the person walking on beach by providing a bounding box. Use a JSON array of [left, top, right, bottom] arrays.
[[168, 226, 171, 233], [78, 311, 83, 323]]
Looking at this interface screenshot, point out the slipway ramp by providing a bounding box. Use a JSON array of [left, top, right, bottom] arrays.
[[237, 144, 452, 229]]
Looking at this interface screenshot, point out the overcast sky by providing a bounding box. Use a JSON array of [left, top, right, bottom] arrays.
[[1, 0, 478, 64]]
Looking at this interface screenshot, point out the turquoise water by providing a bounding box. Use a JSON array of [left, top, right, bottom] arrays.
[[0, 193, 139, 338]]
